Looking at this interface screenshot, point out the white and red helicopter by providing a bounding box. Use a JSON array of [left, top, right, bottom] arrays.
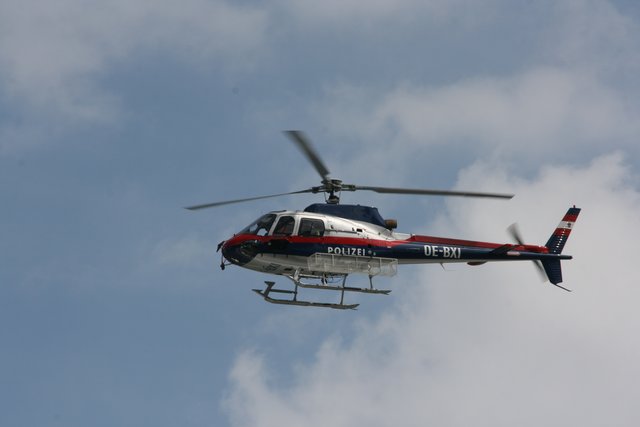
[[187, 131, 580, 309]]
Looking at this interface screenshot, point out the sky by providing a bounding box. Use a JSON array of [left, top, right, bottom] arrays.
[[1, 0, 640, 426]]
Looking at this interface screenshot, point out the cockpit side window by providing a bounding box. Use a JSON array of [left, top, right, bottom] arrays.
[[273, 216, 296, 236], [240, 214, 276, 236], [298, 218, 325, 237]]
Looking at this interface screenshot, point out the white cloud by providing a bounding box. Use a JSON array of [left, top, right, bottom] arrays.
[[223, 152, 640, 427], [317, 67, 639, 162], [220, 3, 640, 410], [299, 0, 640, 170], [0, 0, 269, 123], [225, 5, 640, 421]]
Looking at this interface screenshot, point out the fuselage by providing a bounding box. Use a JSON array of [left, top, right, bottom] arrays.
[[221, 205, 571, 277]]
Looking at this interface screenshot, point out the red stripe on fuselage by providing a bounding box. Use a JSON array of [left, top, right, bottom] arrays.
[[296, 234, 547, 253], [272, 235, 505, 249], [562, 214, 579, 222], [407, 235, 501, 249], [228, 234, 403, 248], [228, 233, 549, 253]]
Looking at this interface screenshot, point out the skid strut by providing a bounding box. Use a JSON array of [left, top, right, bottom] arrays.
[[252, 274, 391, 310]]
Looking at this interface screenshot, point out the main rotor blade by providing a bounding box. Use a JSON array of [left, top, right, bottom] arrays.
[[185, 189, 315, 211], [284, 130, 331, 182], [354, 185, 515, 200]]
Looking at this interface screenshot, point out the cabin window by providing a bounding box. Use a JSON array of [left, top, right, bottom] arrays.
[[298, 218, 325, 237], [273, 216, 296, 236]]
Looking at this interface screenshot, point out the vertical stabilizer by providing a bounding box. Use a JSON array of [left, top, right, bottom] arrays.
[[545, 207, 581, 255]]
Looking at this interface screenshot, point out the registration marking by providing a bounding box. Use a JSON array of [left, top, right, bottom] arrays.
[[423, 245, 461, 259]]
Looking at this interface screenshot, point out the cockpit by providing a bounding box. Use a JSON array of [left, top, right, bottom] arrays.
[[239, 213, 325, 237]]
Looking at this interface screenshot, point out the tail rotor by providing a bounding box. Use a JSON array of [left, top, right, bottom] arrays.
[[507, 223, 548, 282]]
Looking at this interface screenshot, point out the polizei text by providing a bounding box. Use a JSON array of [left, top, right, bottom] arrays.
[[327, 246, 367, 256]]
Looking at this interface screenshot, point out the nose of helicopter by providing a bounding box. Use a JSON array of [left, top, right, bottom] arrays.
[[221, 236, 260, 266]]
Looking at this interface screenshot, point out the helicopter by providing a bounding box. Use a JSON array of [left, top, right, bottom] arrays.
[[187, 131, 580, 310]]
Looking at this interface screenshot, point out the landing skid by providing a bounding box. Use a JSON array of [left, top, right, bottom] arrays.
[[253, 283, 359, 310], [296, 282, 391, 295], [252, 273, 391, 310]]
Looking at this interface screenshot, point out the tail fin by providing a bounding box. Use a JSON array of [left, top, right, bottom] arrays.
[[545, 206, 581, 255], [539, 206, 580, 289]]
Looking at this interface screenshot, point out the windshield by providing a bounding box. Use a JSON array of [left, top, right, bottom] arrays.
[[240, 214, 276, 236]]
